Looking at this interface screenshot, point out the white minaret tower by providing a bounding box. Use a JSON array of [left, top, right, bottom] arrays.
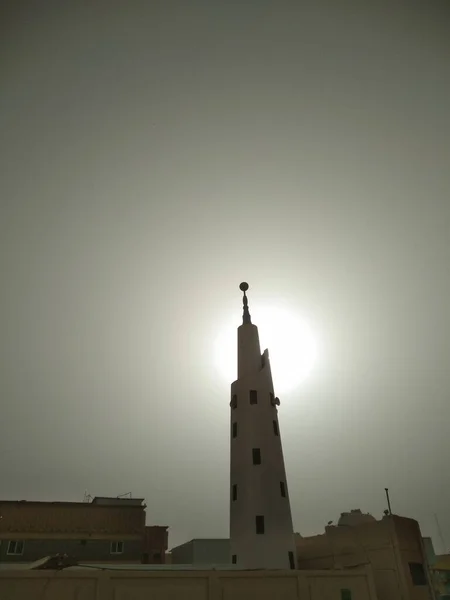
[[229, 282, 297, 569]]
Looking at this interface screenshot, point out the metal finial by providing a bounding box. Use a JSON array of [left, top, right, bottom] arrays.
[[239, 282, 252, 324]]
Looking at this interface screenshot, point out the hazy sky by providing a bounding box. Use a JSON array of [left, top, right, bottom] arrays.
[[1, 1, 450, 551]]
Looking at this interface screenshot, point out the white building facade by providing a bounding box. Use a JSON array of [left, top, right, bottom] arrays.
[[229, 283, 297, 569]]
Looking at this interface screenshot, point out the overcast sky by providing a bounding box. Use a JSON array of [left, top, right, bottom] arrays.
[[1, 1, 450, 551]]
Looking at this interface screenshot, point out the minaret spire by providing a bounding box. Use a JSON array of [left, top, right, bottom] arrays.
[[239, 282, 252, 325]]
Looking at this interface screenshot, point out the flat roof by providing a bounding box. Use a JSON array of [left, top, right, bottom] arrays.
[[72, 564, 239, 571], [0, 500, 144, 508], [170, 538, 229, 551]]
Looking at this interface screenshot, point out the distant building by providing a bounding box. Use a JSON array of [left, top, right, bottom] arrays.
[[0, 497, 168, 565], [423, 536, 450, 600], [296, 513, 434, 600], [170, 539, 230, 566]]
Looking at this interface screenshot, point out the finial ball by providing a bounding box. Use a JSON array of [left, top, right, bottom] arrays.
[[239, 282, 249, 292]]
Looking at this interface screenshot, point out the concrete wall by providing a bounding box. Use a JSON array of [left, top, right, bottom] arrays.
[[0, 566, 378, 600], [0, 539, 142, 564], [393, 517, 435, 600]]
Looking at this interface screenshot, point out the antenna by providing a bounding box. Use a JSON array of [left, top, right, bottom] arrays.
[[117, 492, 132, 499], [83, 491, 92, 503], [434, 513, 447, 553], [385, 488, 393, 515]]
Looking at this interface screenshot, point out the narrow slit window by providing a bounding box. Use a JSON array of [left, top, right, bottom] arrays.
[[256, 515, 265, 534], [232, 422, 238, 438], [288, 551, 296, 570], [252, 448, 261, 465], [230, 394, 237, 409], [232, 484, 237, 501], [270, 392, 274, 405], [280, 481, 286, 497], [249, 390, 258, 404], [273, 420, 279, 435], [232, 554, 237, 564]]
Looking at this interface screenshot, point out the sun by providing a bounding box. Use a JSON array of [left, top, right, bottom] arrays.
[[214, 304, 318, 394]]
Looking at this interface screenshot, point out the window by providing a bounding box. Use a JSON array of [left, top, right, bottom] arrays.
[[110, 541, 124, 554], [341, 589, 352, 600], [232, 554, 237, 564], [232, 484, 237, 501], [252, 448, 261, 465], [7, 541, 24, 555], [270, 392, 274, 405], [273, 420, 279, 436], [288, 551, 296, 570], [232, 422, 238, 438], [280, 481, 286, 497], [230, 394, 237, 409], [409, 562, 427, 586], [249, 390, 258, 404], [256, 515, 265, 534], [153, 552, 162, 563]]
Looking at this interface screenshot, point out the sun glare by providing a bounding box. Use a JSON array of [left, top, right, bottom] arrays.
[[214, 305, 318, 395]]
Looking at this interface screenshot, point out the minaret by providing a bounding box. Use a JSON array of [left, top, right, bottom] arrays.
[[229, 282, 297, 569]]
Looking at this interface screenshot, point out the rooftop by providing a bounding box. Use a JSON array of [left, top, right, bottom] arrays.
[[0, 497, 145, 508]]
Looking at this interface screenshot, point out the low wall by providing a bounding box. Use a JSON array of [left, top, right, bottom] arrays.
[[0, 566, 378, 600]]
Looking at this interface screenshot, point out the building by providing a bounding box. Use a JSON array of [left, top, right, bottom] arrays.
[[229, 282, 296, 569], [0, 497, 168, 565], [423, 536, 450, 600], [337, 509, 377, 527], [170, 539, 230, 566], [296, 512, 434, 600]]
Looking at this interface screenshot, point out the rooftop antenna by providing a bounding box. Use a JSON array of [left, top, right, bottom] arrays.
[[117, 492, 132, 499], [83, 491, 92, 503], [385, 488, 393, 515], [434, 513, 447, 553]]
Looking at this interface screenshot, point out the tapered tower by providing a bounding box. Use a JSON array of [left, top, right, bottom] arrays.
[[229, 282, 297, 569]]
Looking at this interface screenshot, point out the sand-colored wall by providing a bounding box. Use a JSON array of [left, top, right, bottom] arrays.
[[0, 566, 377, 600], [296, 516, 434, 600]]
